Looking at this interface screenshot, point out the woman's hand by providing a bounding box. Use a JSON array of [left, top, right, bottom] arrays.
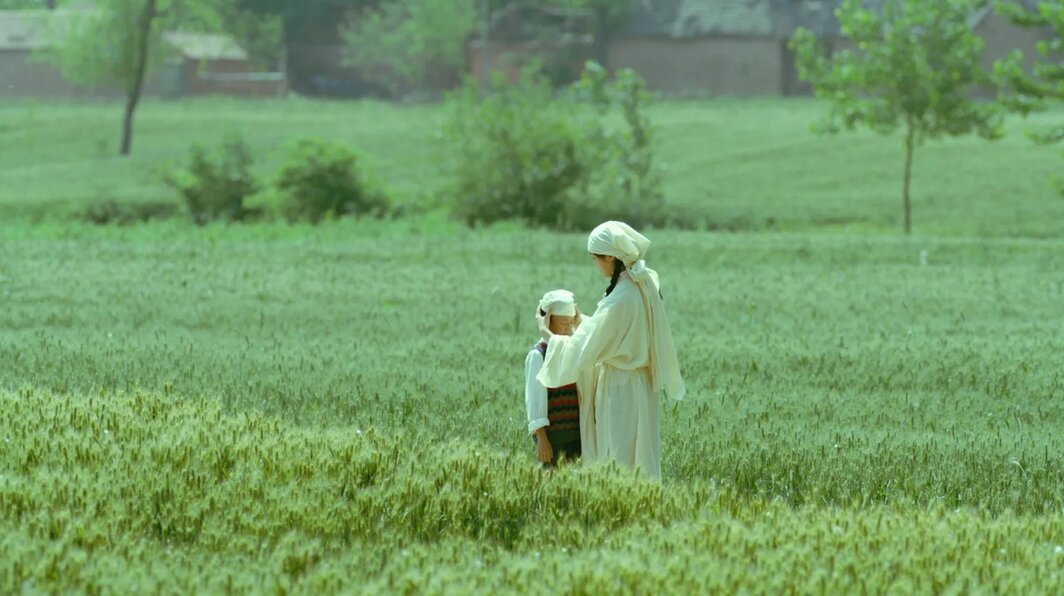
[[536, 310, 553, 341], [534, 429, 553, 464]]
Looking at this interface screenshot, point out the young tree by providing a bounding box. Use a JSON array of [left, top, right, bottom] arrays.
[[557, 0, 630, 67], [790, 0, 1005, 234], [340, 0, 477, 95], [215, 5, 282, 71], [44, 0, 222, 156], [995, 0, 1063, 193]]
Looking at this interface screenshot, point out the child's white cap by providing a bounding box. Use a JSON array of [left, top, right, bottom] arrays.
[[539, 289, 576, 317]]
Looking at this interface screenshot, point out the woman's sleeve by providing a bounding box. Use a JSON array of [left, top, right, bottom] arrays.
[[537, 301, 627, 388]]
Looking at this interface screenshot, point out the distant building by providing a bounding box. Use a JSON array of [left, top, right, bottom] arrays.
[[606, 0, 840, 96], [968, 0, 1054, 96], [284, 4, 386, 99], [468, 2, 597, 86], [0, 9, 93, 98], [469, 0, 1057, 98], [162, 32, 285, 98], [0, 9, 284, 99]]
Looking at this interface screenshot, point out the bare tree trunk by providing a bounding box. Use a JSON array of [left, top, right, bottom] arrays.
[[902, 119, 915, 235], [591, 6, 610, 70], [480, 0, 491, 91], [120, 0, 158, 156], [277, 19, 288, 98]]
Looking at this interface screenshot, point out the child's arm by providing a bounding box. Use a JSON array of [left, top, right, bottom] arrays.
[[524, 350, 549, 435], [533, 427, 552, 464], [525, 349, 553, 464]]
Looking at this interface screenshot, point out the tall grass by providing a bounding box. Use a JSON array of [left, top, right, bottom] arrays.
[[2, 385, 1063, 592]]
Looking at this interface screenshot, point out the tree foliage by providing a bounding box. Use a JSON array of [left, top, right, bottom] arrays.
[[339, 0, 632, 96], [995, 0, 1063, 193], [44, 0, 224, 155], [443, 61, 666, 231], [340, 0, 477, 95], [790, 0, 1005, 234]]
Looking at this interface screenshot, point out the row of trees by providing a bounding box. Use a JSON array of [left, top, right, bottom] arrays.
[[6, 0, 624, 157], [4, 0, 1060, 234], [791, 0, 1063, 234], [340, 0, 626, 95]]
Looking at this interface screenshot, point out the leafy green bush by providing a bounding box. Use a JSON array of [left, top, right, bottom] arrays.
[[164, 136, 259, 225], [275, 139, 389, 224], [339, 0, 476, 97], [442, 61, 667, 231], [443, 67, 588, 229], [573, 63, 665, 225]]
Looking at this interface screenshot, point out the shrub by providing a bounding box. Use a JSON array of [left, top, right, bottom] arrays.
[[573, 63, 665, 224], [83, 200, 181, 225], [442, 61, 667, 231], [442, 67, 591, 229], [164, 136, 259, 225], [339, 0, 476, 98], [275, 139, 389, 224]]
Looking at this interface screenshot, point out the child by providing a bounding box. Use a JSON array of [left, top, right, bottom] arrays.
[[524, 289, 581, 466], [535, 221, 685, 480]]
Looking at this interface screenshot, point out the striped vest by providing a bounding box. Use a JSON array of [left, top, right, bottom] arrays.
[[534, 342, 580, 445]]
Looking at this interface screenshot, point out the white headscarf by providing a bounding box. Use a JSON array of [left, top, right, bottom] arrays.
[[586, 221, 657, 286], [539, 289, 577, 318], [586, 221, 685, 400]]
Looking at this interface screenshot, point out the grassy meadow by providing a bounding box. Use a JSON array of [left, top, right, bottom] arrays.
[[1, 97, 1062, 236], [1, 96, 1063, 591], [3, 219, 1064, 591]]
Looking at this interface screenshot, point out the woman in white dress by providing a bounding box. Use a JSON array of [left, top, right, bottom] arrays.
[[536, 221, 685, 479]]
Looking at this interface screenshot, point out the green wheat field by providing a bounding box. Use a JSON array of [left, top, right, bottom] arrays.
[[1, 98, 1063, 592]]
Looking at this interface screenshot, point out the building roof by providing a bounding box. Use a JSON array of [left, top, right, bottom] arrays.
[[163, 32, 248, 61], [617, 0, 1051, 39], [618, 0, 842, 39], [0, 9, 247, 60], [0, 9, 90, 51], [483, 1, 596, 43]]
